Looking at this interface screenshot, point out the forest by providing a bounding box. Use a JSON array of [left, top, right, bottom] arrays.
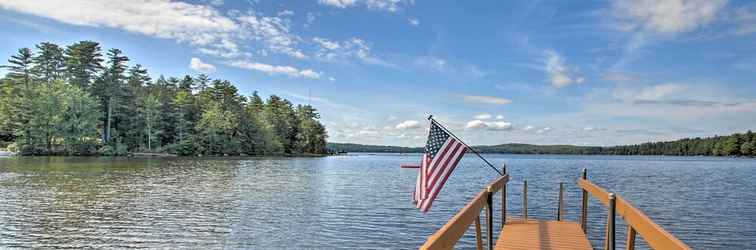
[[328, 130, 756, 157], [0, 41, 328, 156]]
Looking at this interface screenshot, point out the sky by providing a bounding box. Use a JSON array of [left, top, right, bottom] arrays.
[[1, 0, 755, 147]]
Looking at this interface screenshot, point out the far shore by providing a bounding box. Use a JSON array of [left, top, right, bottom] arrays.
[[0, 150, 330, 158]]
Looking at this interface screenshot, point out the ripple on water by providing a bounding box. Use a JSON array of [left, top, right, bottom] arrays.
[[1, 155, 755, 249]]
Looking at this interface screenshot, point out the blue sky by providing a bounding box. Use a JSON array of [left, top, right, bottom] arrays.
[[1, 0, 755, 146]]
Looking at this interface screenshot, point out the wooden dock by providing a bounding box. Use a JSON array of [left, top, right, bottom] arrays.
[[419, 169, 690, 250], [495, 219, 592, 250]]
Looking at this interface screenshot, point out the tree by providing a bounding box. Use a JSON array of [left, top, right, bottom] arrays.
[[59, 84, 100, 155], [195, 101, 239, 155], [264, 95, 297, 153], [3, 48, 34, 88], [295, 105, 328, 154], [1, 48, 35, 144], [98, 48, 129, 144], [64, 41, 103, 89], [172, 89, 194, 142], [32, 42, 65, 84], [137, 94, 161, 151], [741, 141, 755, 157]]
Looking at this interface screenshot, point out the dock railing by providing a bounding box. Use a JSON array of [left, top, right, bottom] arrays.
[[578, 169, 691, 250], [420, 170, 509, 250]]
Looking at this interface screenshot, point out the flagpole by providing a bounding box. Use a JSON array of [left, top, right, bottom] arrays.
[[427, 115, 503, 176]]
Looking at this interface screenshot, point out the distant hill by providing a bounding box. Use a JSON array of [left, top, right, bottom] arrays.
[[328, 130, 756, 157]]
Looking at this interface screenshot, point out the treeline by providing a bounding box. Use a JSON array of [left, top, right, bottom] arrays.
[[326, 143, 421, 153], [0, 41, 327, 156], [600, 131, 756, 157], [329, 131, 756, 157]]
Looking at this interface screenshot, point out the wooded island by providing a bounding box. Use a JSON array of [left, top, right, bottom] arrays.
[[0, 41, 328, 156]]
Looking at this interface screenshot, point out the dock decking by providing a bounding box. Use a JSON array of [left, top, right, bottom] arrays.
[[494, 219, 592, 250], [419, 169, 690, 250]]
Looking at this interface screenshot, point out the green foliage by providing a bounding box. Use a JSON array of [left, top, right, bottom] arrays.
[[1, 40, 329, 156], [330, 131, 756, 157]]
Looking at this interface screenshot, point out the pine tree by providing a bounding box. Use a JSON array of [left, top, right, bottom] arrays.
[[4, 48, 34, 88], [32, 42, 65, 85], [64, 41, 103, 89], [101, 48, 129, 144]]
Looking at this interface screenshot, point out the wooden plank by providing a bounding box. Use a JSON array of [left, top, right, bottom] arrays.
[[475, 215, 483, 250], [495, 219, 592, 250], [577, 179, 691, 250], [420, 191, 488, 250], [486, 174, 510, 194], [626, 226, 636, 250], [577, 179, 610, 205], [615, 197, 690, 250]]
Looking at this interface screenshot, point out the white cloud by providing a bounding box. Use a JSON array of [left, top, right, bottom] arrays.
[[277, 10, 294, 16], [312, 37, 392, 67], [635, 84, 688, 101], [545, 50, 581, 88], [396, 120, 421, 129], [612, 0, 726, 34], [465, 120, 513, 131], [536, 127, 552, 134], [236, 13, 306, 59], [495, 115, 504, 120], [189, 57, 216, 73], [319, 0, 411, 12], [408, 17, 420, 26], [0, 0, 322, 78], [228, 59, 320, 79], [319, 0, 357, 8], [414, 56, 447, 71], [462, 95, 513, 105], [474, 113, 492, 120], [522, 125, 535, 131], [0, 0, 240, 55]]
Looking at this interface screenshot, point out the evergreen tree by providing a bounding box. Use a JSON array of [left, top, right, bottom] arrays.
[[4, 48, 34, 87], [32, 42, 65, 84], [98, 48, 129, 144], [64, 41, 103, 89]]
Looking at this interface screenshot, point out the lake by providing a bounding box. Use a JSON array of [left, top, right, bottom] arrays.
[[1, 154, 755, 249]]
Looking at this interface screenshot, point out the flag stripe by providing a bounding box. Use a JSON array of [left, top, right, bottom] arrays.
[[420, 144, 466, 212], [426, 139, 462, 192]]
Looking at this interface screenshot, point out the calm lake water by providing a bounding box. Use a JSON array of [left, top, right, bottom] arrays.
[[1, 154, 755, 249]]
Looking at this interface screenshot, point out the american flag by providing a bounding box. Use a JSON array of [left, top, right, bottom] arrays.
[[412, 120, 468, 213]]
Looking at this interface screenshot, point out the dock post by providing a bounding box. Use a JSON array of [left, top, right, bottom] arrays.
[[605, 193, 616, 250], [523, 180, 528, 221], [486, 187, 494, 250], [501, 165, 506, 229], [581, 168, 588, 233], [557, 182, 565, 221]]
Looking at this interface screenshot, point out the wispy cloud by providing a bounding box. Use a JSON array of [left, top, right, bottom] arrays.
[[228, 59, 320, 79], [408, 17, 420, 26], [545, 50, 582, 88], [611, 0, 726, 34], [395, 120, 420, 129], [312, 37, 393, 67], [319, 0, 413, 12], [465, 120, 513, 131], [461, 95, 513, 105], [189, 57, 216, 73]]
